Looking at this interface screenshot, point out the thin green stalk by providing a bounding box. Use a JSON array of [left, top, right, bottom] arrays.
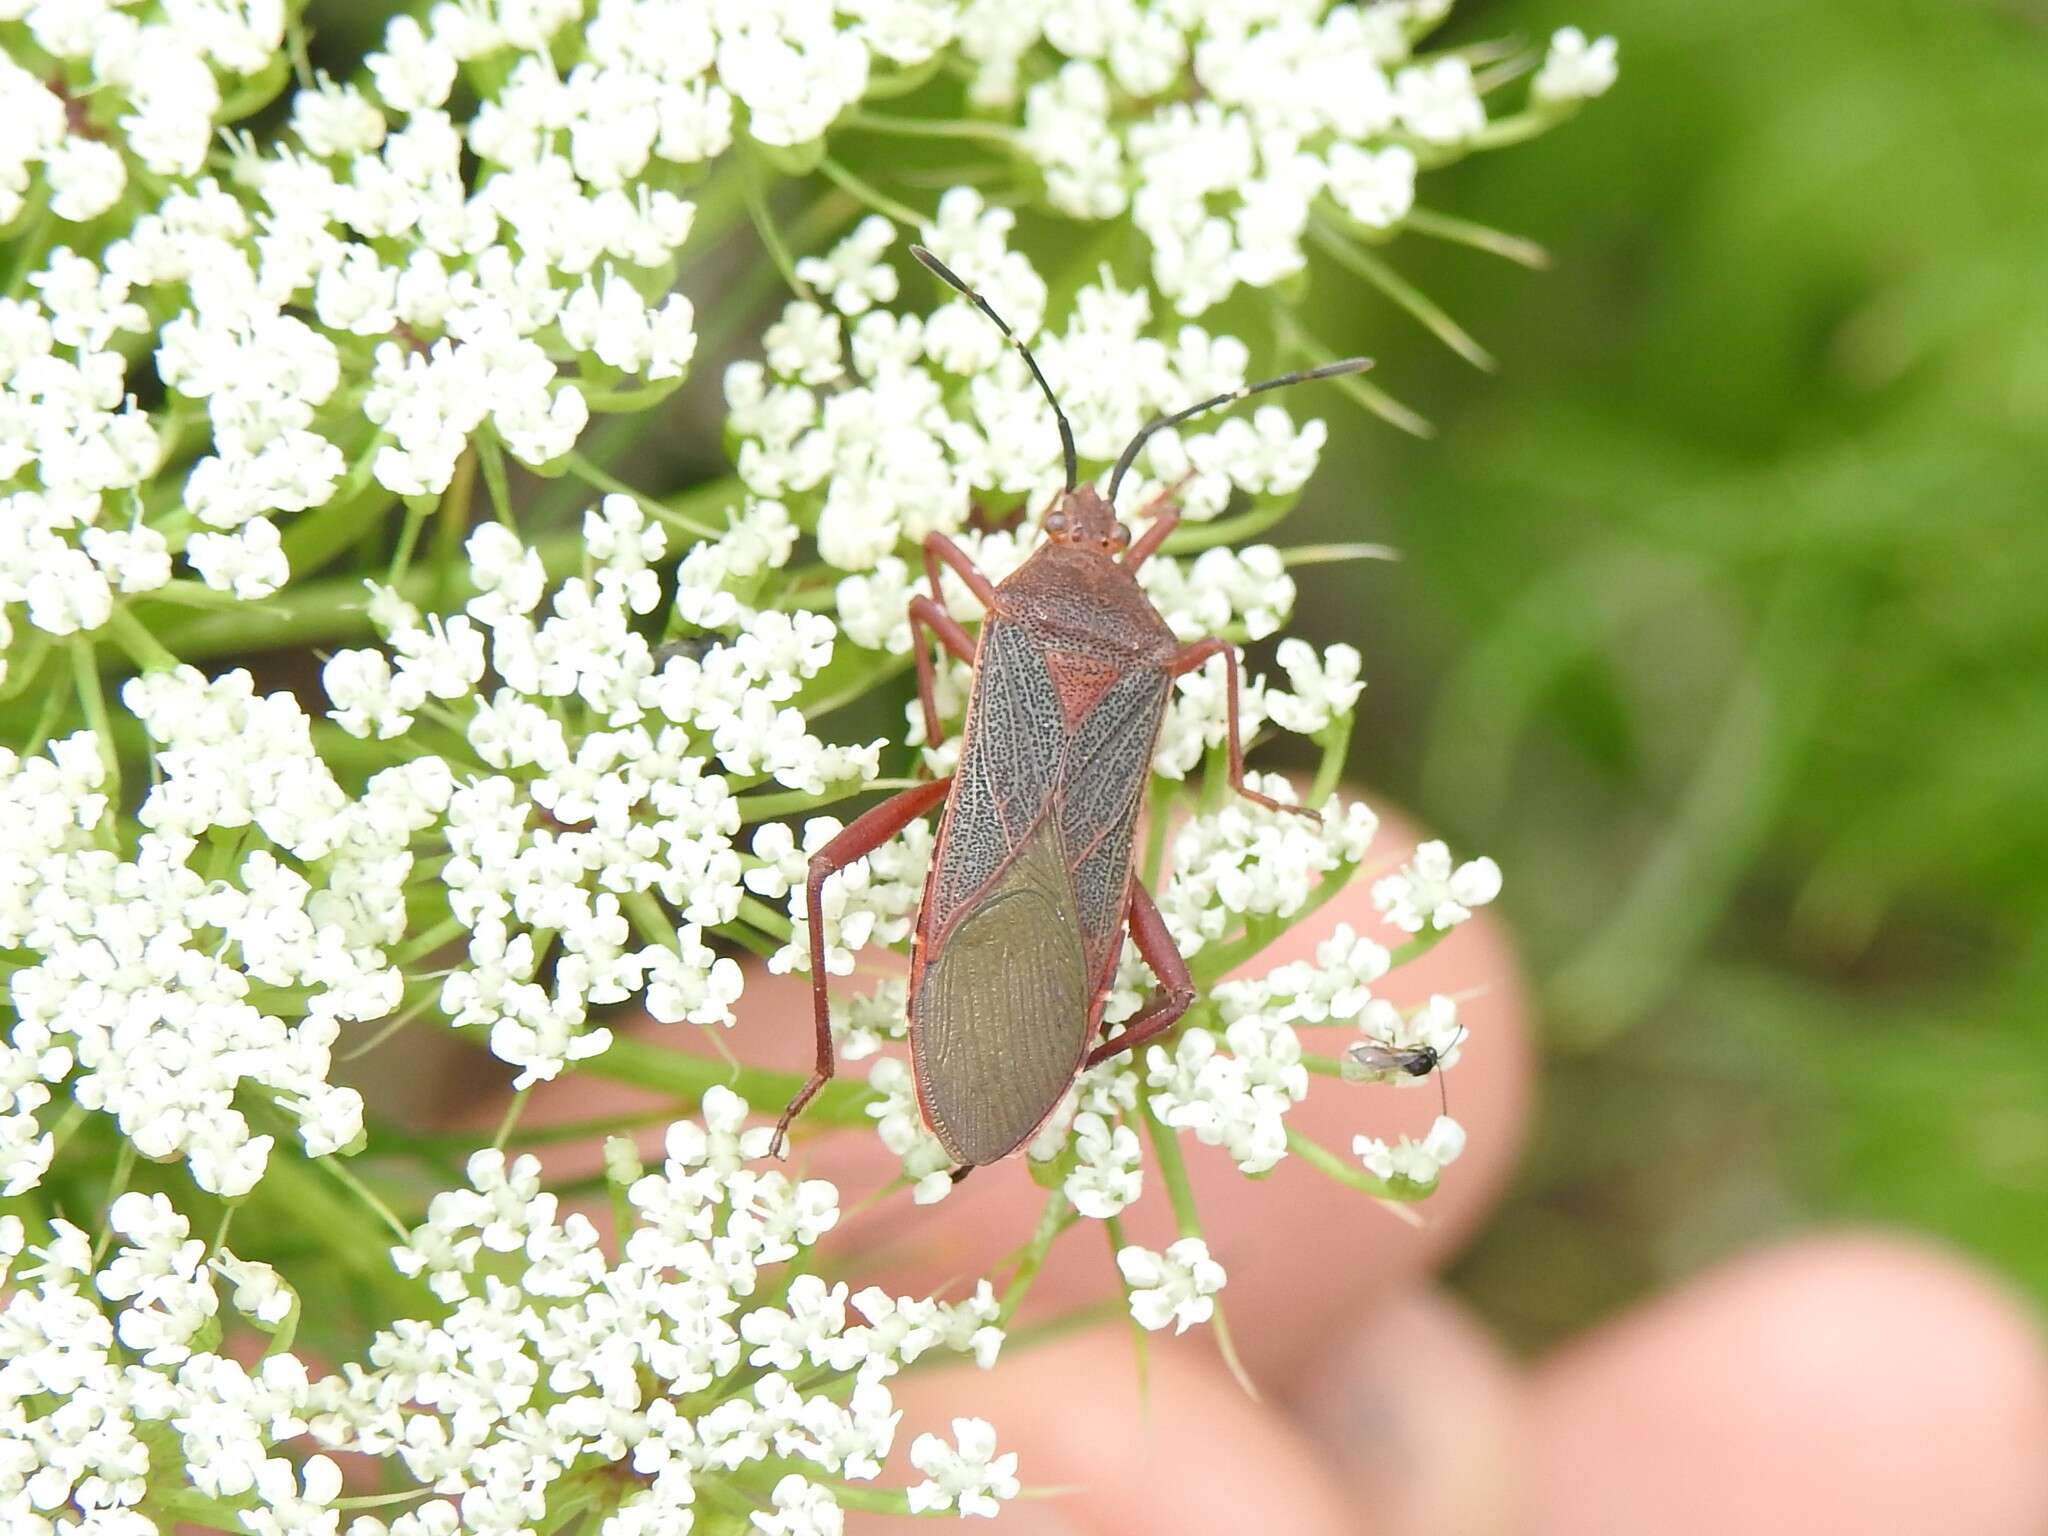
[[476, 430, 516, 529], [69, 639, 120, 808], [387, 495, 431, 584], [322, 1156, 414, 1243], [1309, 217, 1496, 370], [491, 1086, 532, 1151], [1286, 1124, 1432, 1202], [816, 157, 927, 230], [998, 1191, 1078, 1322], [1281, 542, 1400, 569], [741, 157, 815, 302], [559, 451, 724, 537], [433, 447, 477, 609], [844, 109, 1020, 146], [90, 1140, 138, 1265], [578, 1032, 874, 1129], [102, 604, 180, 673], [1307, 712, 1354, 808], [1273, 311, 1435, 438], [1405, 206, 1549, 269], [1140, 1099, 1258, 1398], [734, 778, 921, 824]]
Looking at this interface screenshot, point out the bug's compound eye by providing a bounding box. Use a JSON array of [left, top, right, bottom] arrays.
[[1045, 509, 1068, 536], [1111, 523, 1131, 550]]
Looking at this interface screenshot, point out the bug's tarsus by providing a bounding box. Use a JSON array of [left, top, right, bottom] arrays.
[[911, 243, 1079, 493], [1106, 356, 1374, 502]]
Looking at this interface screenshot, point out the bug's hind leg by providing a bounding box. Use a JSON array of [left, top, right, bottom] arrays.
[[1084, 881, 1197, 1069], [774, 776, 954, 1156], [1170, 636, 1321, 823]]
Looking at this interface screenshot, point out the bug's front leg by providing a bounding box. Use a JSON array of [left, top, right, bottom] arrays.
[[1171, 636, 1321, 822], [1084, 881, 1197, 1068], [1120, 471, 1196, 573], [912, 532, 998, 748], [774, 775, 954, 1156]]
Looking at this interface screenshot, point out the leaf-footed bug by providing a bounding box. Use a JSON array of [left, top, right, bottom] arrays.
[[773, 244, 1370, 1168]]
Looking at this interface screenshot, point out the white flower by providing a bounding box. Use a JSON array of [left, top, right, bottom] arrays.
[[1354, 1114, 1467, 1186], [1063, 1110, 1143, 1218], [1371, 840, 1504, 933], [1534, 27, 1620, 105], [1326, 142, 1416, 230], [1393, 57, 1485, 144], [907, 1416, 1021, 1518], [1116, 1237, 1226, 1334], [797, 216, 900, 317], [1265, 639, 1365, 735]]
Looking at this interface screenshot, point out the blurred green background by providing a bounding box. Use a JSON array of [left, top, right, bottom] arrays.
[[1292, 0, 2048, 1344]]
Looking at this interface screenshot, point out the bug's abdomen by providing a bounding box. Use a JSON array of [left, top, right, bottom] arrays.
[[913, 816, 1091, 1166]]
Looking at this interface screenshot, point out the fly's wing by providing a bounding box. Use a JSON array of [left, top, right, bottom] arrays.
[[915, 814, 1090, 1165]]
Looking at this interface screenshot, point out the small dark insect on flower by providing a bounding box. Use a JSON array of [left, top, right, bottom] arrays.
[[1344, 1030, 1464, 1119]]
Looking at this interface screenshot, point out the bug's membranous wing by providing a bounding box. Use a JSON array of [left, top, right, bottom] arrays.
[[915, 816, 1091, 1165]]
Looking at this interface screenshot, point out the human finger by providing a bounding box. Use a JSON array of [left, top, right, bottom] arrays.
[[1523, 1231, 2048, 1535], [849, 1325, 1359, 1536]]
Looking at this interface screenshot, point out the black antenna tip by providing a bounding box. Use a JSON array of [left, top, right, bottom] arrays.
[[909, 244, 967, 295], [1308, 357, 1373, 380]]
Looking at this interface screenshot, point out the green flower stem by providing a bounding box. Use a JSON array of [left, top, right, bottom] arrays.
[[369, 1104, 686, 1157], [998, 1190, 1078, 1323], [559, 451, 727, 537], [1307, 712, 1354, 808], [433, 448, 479, 608], [1281, 541, 1400, 570], [476, 429, 516, 529], [1188, 858, 1360, 989], [322, 1155, 415, 1242], [1272, 310, 1435, 438], [103, 604, 181, 673], [741, 152, 815, 302], [1404, 206, 1549, 269], [1158, 498, 1294, 555], [394, 914, 467, 966], [734, 777, 922, 824], [843, 109, 1021, 146], [816, 156, 927, 230], [1308, 216, 1496, 371], [69, 639, 120, 809], [387, 493, 432, 585], [1140, 1096, 1258, 1396], [491, 1086, 532, 1151], [734, 895, 794, 942], [577, 377, 686, 413], [1103, 1213, 1149, 1391], [577, 1031, 874, 1130], [1286, 1124, 1433, 1202], [89, 1139, 138, 1265], [1388, 927, 1449, 968]]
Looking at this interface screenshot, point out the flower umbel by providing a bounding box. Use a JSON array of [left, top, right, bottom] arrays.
[[0, 0, 1610, 1525]]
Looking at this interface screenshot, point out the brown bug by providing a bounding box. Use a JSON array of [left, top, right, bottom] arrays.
[[773, 246, 1370, 1167]]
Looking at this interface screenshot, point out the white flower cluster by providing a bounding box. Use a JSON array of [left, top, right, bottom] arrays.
[[0, 0, 972, 655], [0, 668, 451, 1196], [731, 187, 1332, 569], [322, 496, 892, 1086], [0, 1092, 1016, 1535], [1372, 838, 1503, 933], [1116, 1236, 1227, 1334], [956, 2, 1619, 314]]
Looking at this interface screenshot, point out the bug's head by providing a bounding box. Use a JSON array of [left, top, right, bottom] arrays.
[[1042, 487, 1130, 557]]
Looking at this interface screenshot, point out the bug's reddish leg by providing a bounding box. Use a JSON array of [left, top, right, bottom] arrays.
[[1083, 881, 1196, 1068], [908, 592, 975, 748], [921, 531, 999, 610], [774, 776, 955, 1156], [1121, 472, 1196, 573], [1173, 637, 1322, 823]]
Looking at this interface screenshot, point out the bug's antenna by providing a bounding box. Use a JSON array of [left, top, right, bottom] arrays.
[[910, 244, 1078, 493], [1106, 357, 1373, 502]]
